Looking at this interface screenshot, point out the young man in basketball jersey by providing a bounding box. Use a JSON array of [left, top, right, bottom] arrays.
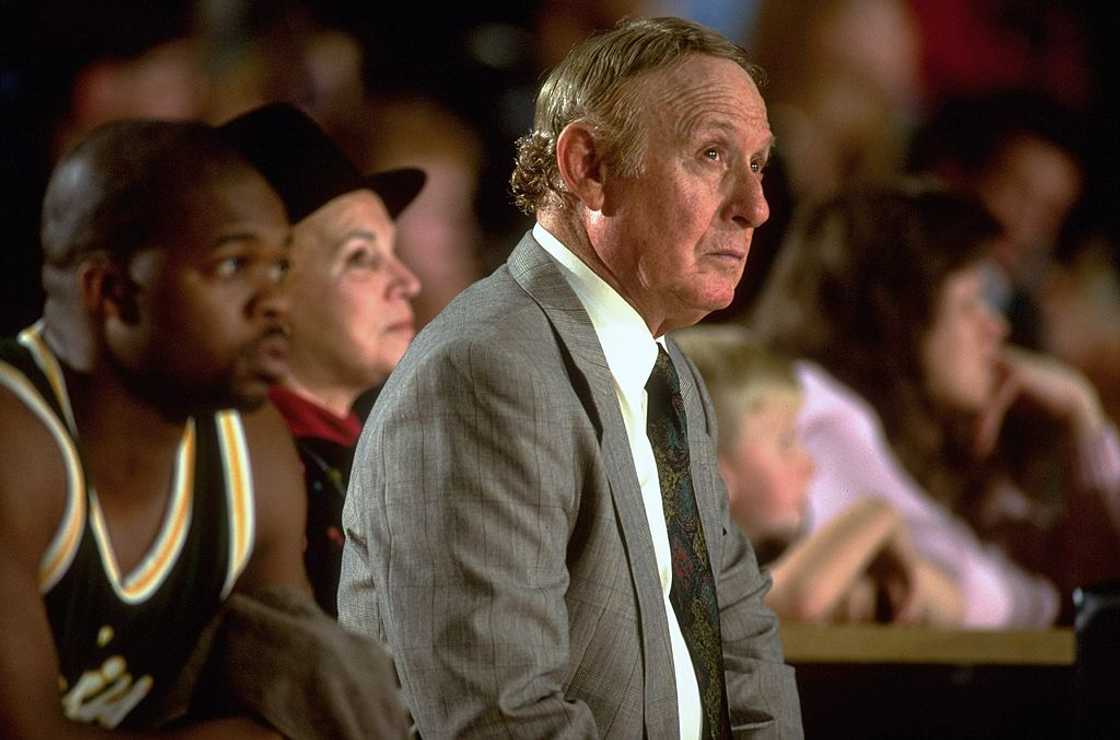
[[0, 120, 361, 736]]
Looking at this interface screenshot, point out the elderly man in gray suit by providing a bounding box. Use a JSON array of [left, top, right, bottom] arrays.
[[339, 16, 802, 739]]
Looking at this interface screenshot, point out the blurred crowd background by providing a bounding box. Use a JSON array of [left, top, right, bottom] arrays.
[[1, 0, 1117, 421]]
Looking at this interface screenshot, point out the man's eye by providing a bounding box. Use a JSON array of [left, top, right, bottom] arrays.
[[704, 148, 722, 162], [750, 160, 764, 174], [214, 256, 247, 278]]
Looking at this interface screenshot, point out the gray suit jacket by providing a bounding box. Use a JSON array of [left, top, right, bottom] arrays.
[[339, 232, 802, 738]]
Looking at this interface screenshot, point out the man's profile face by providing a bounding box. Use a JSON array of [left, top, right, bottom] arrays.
[[286, 189, 420, 394], [121, 165, 292, 413], [591, 55, 773, 335]]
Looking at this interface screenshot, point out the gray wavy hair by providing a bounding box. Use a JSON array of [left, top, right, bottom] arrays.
[[510, 16, 762, 215]]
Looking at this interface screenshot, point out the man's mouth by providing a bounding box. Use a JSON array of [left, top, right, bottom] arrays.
[[248, 326, 290, 381], [707, 249, 748, 266]]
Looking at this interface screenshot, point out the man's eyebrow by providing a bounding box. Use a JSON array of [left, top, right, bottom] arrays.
[[679, 116, 737, 141], [210, 232, 259, 250], [209, 229, 293, 252], [758, 134, 776, 159]]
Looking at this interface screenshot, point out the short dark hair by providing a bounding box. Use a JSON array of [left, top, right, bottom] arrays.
[[510, 16, 761, 215], [41, 120, 255, 268]]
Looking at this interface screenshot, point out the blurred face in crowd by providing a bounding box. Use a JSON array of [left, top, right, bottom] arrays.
[[588, 55, 773, 335], [975, 133, 1082, 277], [285, 190, 420, 403], [112, 166, 292, 414], [718, 390, 814, 544], [921, 262, 1009, 413]]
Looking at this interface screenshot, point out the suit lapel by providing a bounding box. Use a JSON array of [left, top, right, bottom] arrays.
[[508, 232, 679, 728]]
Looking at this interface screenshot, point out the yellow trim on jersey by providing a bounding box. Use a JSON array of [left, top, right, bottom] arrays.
[[217, 411, 255, 597], [88, 421, 196, 604], [0, 361, 86, 592], [18, 321, 78, 436]]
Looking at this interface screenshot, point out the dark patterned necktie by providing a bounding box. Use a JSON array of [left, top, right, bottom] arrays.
[[645, 345, 732, 740]]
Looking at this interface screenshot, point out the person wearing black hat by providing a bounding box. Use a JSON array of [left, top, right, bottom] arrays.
[[221, 103, 424, 617]]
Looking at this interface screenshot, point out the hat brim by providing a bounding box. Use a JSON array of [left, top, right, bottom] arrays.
[[364, 167, 426, 219], [218, 102, 426, 223]]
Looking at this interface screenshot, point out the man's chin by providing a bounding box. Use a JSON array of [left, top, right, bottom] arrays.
[[694, 278, 739, 311], [227, 379, 272, 412], [230, 392, 269, 413]]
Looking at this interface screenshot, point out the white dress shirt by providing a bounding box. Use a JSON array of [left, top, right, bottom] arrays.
[[534, 223, 702, 740]]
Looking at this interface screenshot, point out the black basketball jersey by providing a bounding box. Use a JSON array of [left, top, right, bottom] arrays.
[[0, 322, 256, 730]]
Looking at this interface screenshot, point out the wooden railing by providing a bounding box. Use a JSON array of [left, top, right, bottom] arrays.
[[780, 622, 1075, 665]]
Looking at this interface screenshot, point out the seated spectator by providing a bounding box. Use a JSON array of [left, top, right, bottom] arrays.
[[675, 325, 963, 625], [0, 120, 406, 736], [220, 103, 423, 617], [908, 90, 1085, 350], [752, 181, 1120, 627]]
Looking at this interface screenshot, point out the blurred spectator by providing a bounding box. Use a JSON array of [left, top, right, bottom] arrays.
[[29, 1, 206, 159], [910, 0, 1093, 109], [364, 97, 484, 329], [197, 0, 317, 124], [909, 89, 1086, 349], [753, 181, 1120, 627], [199, 1, 375, 164], [532, 0, 652, 70], [1042, 229, 1120, 428], [3, 1, 206, 336], [749, 0, 922, 200], [675, 325, 964, 625]]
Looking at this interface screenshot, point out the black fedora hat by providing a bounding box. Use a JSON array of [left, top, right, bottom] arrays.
[[219, 102, 425, 223]]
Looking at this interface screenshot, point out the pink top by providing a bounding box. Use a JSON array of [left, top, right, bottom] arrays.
[[795, 361, 1061, 627]]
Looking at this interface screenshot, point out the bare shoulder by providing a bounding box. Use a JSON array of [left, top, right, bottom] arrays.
[[0, 383, 70, 569], [236, 400, 308, 592], [240, 400, 303, 491]]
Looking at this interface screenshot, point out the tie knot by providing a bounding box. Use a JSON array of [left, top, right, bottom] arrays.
[[646, 344, 681, 398]]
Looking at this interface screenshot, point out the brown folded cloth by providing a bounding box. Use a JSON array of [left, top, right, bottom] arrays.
[[152, 585, 409, 739]]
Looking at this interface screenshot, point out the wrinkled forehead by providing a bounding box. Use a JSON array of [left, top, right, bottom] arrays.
[[638, 55, 769, 138]]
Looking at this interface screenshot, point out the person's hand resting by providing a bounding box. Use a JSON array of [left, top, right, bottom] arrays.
[[974, 346, 1106, 457]]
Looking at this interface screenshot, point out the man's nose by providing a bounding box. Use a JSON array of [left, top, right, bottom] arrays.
[[726, 170, 769, 229], [250, 267, 290, 321]]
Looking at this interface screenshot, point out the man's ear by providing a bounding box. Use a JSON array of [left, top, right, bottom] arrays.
[[555, 121, 607, 212], [78, 257, 141, 325]]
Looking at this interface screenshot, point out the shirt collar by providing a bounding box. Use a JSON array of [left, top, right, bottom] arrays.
[[269, 385, 362, 447], [533, 223, 663, 399]]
